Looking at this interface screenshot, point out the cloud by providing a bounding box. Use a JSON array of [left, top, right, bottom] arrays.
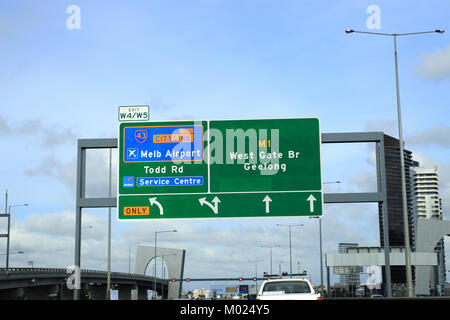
[[0, 116, 77, 148], [364, 121, 450, 149], [364, 120, 397, 137], [25, 147, 118, 198], [22, 211, 106, 239], [407, 126, 450, 148], [0, 116, 11, 134], [3, 210, 108, 269], [347, 171, 377, 193], [415, 45, 450, 82]]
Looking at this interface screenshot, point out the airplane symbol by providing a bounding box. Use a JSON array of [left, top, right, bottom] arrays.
[[127, 148, 138, 159]]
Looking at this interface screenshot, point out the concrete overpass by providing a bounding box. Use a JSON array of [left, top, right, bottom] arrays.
[[0, 268, 168, 300]]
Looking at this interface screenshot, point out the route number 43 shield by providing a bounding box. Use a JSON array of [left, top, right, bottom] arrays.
[[134, 130, 148, 143]]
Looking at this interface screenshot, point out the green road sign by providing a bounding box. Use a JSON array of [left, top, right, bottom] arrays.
[[118, 118, 322, 220]]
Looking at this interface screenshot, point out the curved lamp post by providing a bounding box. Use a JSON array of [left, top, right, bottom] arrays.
[[345, 27, 444, 298]]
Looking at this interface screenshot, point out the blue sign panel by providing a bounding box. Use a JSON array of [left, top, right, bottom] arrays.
[[239, 285, 249, 294], [122, 124, 204, 163], [136, 176, 203, 187]]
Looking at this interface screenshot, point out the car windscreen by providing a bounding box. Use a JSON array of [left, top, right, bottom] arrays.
[[262, 281, 311, 294]]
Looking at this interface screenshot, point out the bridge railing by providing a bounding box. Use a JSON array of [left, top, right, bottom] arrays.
[[0, 268, 163, 281]]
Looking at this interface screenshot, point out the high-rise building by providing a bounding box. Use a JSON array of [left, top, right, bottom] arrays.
[[410, 166, 446, 289], [410, 166, 442, 220], [378, 134, 418, 286]]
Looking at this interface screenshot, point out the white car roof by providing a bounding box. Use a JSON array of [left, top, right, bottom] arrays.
[[264, 278, 310, 282]]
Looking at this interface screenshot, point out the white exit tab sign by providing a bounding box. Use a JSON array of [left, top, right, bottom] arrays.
[[118, 105, 149, 122]]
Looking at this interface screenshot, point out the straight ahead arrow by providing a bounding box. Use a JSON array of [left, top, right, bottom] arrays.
[[263, 195, 272, 213], [307, 194, 316, 213]]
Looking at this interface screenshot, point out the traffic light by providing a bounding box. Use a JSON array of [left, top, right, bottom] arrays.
[[253, 277, 257, 281], [171, 278, 176, 282], [186, 278, 191, 282], [238, 277, 243, 282]]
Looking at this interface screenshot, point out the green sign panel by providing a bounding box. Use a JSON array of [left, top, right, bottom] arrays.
[[118, 118, 322, 220]]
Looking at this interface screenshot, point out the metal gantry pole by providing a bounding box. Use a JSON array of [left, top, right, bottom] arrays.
[[106, 148, 112, 299], [393, 35, 413, 297], [74, 142, 86, 300], [154, 232, 157, 299], [378, 139, 392, 297], [319, 217, 324, 297]]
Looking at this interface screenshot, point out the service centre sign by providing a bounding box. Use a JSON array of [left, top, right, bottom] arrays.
[[117, 118, 322, 220]]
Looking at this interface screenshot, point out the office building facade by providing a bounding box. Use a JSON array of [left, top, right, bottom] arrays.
[[410, 166, 446, 290], [378, 134, 418, 285]]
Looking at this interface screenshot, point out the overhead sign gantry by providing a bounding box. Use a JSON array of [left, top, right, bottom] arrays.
[[117, 118, 322, 220]]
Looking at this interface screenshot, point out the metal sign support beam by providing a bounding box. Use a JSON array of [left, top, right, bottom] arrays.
[[74, 132, 392, 299]]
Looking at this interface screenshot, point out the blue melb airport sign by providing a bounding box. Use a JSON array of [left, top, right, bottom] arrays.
[[123, 124, 204, 162], [122, 176, 204, 188]]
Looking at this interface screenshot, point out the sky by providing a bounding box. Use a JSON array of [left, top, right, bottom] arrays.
[[0, 0, 450, 293]]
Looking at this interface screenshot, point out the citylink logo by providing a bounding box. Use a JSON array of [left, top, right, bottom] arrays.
[[123, 176, 135, 188]]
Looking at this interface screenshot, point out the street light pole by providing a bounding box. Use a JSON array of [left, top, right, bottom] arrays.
[[277, 224, 303, 278], [249, 259, 263, 291], [345, 28, 444, 298], [6, 203, 28, 270], [392, 33, 415, 298], [261, 245, 280, 275]]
